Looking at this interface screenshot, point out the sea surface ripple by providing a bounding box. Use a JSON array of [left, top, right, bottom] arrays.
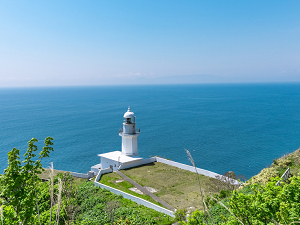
[[1, 83, 299, 178]]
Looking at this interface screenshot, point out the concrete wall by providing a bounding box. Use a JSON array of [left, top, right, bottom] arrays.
[[94, 167, 174, 217], [101, 158, 120, 172], [155, 157, 220, 178], [155, 157, 240, 185], [119, 157, 156, 170], [64, 171, 95, 179], [94, 180, 174, 217], [91, 163, 102, 174], [95, 167, 113, 182]]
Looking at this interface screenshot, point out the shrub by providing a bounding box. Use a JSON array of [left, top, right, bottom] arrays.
[[175, 209, 187, 222]]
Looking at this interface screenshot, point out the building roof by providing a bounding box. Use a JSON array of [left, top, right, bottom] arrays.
[[98, 151, 142, 163], [124, 107, 135, 118]]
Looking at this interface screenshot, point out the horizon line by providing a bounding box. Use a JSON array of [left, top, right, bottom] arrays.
[[1, 81, 300, 89]]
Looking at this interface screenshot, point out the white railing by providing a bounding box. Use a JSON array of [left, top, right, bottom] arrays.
[[276, 167, 290, 186]]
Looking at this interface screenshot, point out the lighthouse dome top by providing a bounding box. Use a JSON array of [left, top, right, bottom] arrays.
[[123, 107, 135, 118]]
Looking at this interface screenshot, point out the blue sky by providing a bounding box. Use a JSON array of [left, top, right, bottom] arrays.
[[0, 1, 299, 87]]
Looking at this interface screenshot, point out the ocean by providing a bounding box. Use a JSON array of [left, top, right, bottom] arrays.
[[0, 83, 299, 179]]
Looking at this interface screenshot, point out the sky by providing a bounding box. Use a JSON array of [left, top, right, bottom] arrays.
[[0, 1, 300, 87]]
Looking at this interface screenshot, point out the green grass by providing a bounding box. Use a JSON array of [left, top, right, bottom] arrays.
[[100, 172, 165, 208], [101, 162, 224, 211]]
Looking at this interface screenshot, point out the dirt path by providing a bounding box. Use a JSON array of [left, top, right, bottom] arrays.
[[116, 170, 175, 211]]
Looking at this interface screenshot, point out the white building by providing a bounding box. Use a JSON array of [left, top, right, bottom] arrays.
[[91, 107, 144, 173]]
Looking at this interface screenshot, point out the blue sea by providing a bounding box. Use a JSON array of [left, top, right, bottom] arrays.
[[1, 83, 299, 179]]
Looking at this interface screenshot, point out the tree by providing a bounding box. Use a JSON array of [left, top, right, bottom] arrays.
[[1, 137, 54, 224]]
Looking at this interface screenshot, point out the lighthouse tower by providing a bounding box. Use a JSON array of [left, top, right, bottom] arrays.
[[119, 107, 140, 156]]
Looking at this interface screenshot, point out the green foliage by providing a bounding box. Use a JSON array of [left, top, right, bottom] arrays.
[[1, 137, 54, 224], [180, 210, 206, 225], [249, 167, 279, 185], [2, 205, 18, 225], [189, 198, 232, 224], [229, 176, 300, 224], [204, 196, 217, 208], [277, 156, 293, 168], [175, 208, 187, 222], [9, 140, 299, 225], [75, 182, 174, 224], [179, 175, 300, 225], [23, 176, 174, 224], [0, 138, 174, 224], [202, 189, 233, 222], [218, 189, 232, 199], [237, 184, 254, 196], [273, 158, 279, 165]]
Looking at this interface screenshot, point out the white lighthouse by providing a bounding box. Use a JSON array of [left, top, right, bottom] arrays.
[[92, 107, 143, 173], [119, 107, 140, 156]]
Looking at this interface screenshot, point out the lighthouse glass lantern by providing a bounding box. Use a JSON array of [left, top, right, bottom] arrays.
[[119, 107, 140, 156]]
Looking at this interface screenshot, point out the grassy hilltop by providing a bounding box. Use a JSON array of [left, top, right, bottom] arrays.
[[1, 136, 299, 224], [100, 162, 230, 211]]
